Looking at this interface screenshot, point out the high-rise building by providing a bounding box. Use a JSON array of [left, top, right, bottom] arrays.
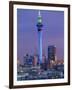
[[33, 55, 38, 66], [48, 45, 56, 63], [42, 54, 46, 64], [24, 54, 33, 67]]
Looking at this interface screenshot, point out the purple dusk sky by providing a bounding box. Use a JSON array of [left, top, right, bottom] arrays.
[[17, 9, 64, 63]]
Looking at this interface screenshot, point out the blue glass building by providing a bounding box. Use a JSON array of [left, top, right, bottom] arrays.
[[48, 45, 56, 63]]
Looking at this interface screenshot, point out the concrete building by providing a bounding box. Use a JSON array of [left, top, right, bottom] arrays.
[[37, 11, 43, 64]]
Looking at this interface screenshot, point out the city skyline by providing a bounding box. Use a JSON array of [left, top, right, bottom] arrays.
[[17, 9, 64, 64]]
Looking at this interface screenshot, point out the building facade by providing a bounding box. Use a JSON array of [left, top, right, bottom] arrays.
[[48, 45, 56, 63]]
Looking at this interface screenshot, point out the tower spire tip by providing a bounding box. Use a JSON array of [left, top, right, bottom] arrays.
[[38, 10, 41, 16]]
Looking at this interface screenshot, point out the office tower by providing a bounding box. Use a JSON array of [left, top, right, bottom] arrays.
[[48, 45, 56, 62], [33, 55, 38, 66], [24, 54, 33, 67]]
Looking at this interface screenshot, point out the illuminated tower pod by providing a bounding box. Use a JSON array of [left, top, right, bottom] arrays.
[[37, 11, 43, 64]]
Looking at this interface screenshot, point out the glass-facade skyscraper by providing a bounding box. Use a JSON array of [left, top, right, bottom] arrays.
[[48, 45, 56, 62]]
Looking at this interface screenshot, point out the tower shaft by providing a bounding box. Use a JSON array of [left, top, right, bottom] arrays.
[[38, 31, 42, 64]]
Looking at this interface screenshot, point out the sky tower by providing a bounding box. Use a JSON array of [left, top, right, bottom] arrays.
[[37, 11, 43, 64]]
